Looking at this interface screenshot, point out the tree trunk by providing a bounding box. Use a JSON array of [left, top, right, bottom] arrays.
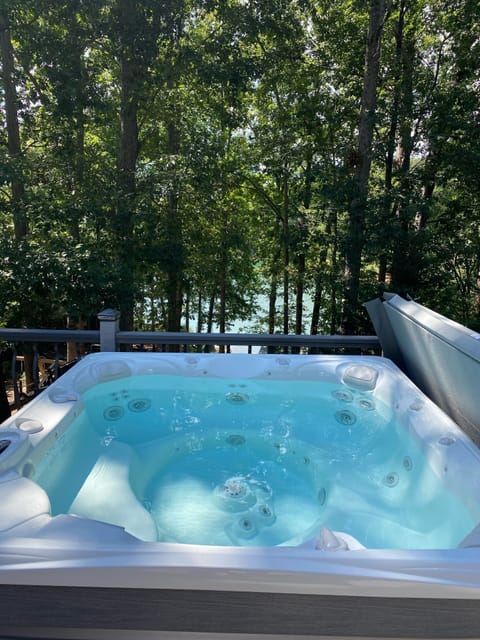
[[415, 152, 437, 230], [266, 228, 283, 340], [184, 286, 190, 332], [389, 18, 418, 295], [267, 272, 278, 354], [61, 0, 86, 243], [385, 0, 407, 192], [295, 253, 305, 337], [196, 293, 203, 333], [218, 213, 227, 353], [114, 0, 140, 332], [309, 274, 323, 336], [310, 205, 336, 337], [165, 72, 183, 332], [0, 8, 28, 240], [207, 292, 216, 333], [281, 166, 290, 336], [66, 316, 85, 362], [295, 152, 312, 336], [0, 7, 33, 393], [342, 0, 387, 334], [165, 174, 183, 333], [329, 208, 340, 334], [268, 273, 277, 334], [380, 0, 407, 285]]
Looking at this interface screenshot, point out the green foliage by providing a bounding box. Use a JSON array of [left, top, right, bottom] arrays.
[[1, 0, 479, 333]]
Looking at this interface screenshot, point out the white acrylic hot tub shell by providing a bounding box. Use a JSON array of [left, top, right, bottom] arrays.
[[1, 352, 480, 604]]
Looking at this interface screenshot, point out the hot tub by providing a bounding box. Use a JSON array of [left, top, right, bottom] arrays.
[[1, 352, 480, 639]]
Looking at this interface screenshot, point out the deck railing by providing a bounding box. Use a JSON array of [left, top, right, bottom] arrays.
[[0, 308, 380, 414]]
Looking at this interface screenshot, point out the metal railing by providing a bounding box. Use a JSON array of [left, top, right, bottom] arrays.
[[0, 308, 381, 413]]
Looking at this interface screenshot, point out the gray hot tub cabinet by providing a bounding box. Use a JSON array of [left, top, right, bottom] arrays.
[[366, 293, 480, 446]]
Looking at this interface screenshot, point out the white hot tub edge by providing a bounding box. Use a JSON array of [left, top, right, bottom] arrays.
[[1, 352, 480, 598]]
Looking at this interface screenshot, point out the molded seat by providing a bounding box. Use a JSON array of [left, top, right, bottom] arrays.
[[69, 441, 157, 542]]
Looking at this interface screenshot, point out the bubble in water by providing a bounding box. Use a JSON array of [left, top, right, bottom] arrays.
[[403, 456, 413, 471], [171, 419, 183, 432], [186, 436, 203, 452], [274, 443, 287, 454], [276, 420, 292, 438], [101, 425, 118, 447], [250, 478, 273, 500]]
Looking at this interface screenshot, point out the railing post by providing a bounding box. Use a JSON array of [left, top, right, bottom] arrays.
[[97, 309, 120, 352]]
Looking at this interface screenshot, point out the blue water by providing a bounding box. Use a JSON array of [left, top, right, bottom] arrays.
[[35, 374, 476, 548]]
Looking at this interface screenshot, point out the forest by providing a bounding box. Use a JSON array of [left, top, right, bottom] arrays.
[[1, 0, 479, 335]]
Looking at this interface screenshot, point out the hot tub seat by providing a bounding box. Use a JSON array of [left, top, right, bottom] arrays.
[[0, 473, 50, 533], [69, 441, 157, 542]]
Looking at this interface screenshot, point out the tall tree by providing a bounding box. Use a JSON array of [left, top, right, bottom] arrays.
[[342, 0, 388, 333], [111, 0, 144, 330], [0, 5, 27, 240]]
